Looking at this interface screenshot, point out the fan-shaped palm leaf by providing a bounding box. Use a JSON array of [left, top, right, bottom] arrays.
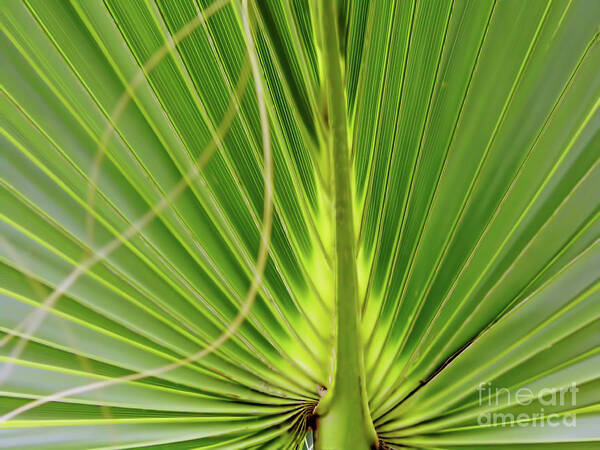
[[1, 0, 599, 448]]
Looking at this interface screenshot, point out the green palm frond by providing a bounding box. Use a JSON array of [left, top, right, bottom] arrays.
[[1, 0, 599, 448]]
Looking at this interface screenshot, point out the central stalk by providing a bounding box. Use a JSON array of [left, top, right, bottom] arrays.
[[315, 1, 377, 448]]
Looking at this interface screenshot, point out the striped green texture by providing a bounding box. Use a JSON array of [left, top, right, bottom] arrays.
[[1, 0, 599, 448]]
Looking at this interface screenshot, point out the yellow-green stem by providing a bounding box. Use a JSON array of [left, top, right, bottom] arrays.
[[315, 1, 377, 448]]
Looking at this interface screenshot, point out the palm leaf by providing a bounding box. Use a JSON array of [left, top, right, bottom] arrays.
[[1, 0, 599, 448]]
